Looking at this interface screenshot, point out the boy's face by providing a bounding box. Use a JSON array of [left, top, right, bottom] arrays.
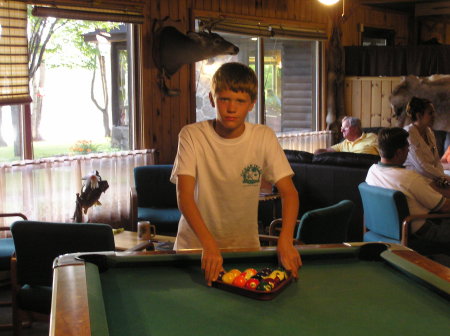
[[209, 89, 256, 139]]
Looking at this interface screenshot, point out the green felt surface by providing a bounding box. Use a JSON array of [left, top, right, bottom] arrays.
[[83, 248, 450, 336]]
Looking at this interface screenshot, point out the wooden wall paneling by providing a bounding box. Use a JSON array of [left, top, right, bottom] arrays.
[[262, 0, 271, 18], [255, 0, 263, 17], [360, 79, 372, 127], [226, 0, 234, 14], [294, 0, 303, 21], [300, 1, 312, 21], [143, 0, 160, 159], [344, 76, 403, 128], [344, 78, 353, 119], [370, 79, 381, 126], [381, 79, 392, 127], [159, 0, 171, 163], [247, 0, 256, 16], [276, 0, 288, 20], [240, 0, 249, 15], [351, 78, 362, 120], [194, 0, 204, 10]]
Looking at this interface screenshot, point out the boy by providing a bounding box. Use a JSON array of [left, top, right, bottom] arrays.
[[171, 62, 301, 286]]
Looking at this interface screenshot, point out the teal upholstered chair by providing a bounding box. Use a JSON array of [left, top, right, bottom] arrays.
[[358, 182, 450, 254], [130, 164, 181, 236], [0, 214, 27, 281], [358, 182, 408, 244], [0, 213, 27, 331], [268, 200, 354, 244], [10, 221, 115, 335]]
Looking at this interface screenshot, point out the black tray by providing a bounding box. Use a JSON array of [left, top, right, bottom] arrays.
[[212, 274, 293, 301]]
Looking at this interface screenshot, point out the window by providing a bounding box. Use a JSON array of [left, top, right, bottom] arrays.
[[195, 28, 321, 134], [362, 27, 395, 46], [0, 9, 137, 163]]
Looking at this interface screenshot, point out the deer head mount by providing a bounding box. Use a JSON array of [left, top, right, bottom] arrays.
[[152, 18, 239, 96]]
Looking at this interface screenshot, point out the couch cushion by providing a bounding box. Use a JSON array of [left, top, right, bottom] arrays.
[[284, 150, 313, 163], [313, 152, 380, 168]]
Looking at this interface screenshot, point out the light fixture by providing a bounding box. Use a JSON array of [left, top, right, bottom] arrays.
[[318, 0, 340, 5], [318, 0, 345, 18]]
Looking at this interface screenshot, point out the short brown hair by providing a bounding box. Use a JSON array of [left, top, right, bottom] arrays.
[[211, 62, 258, 102], [378, 127, 409, 159]]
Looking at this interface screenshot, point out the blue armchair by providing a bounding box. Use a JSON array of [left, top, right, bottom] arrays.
[[358, 182, 450, 254], [130, 165, 181, 236], [267, 200, 355, 245]]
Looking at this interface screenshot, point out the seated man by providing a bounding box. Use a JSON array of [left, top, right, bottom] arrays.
[[366, 127, 450, 254], [314, 116, 379, 155]]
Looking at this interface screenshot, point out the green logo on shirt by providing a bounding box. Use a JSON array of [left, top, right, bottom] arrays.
[[241, 164, 262, 184]]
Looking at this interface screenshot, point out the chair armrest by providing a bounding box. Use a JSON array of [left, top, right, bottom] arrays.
[[402, 212, 450, 246], [130, 187, 138, 232], [0, 213, 27, 220]]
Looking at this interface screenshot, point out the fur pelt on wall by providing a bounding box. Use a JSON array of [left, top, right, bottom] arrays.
[[389, 74, 450, 132]]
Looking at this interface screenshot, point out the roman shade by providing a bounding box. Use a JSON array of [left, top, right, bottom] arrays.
[[195, 12, 327, 40], [0, 1, 31, 106], [30, 0, 145, 23]]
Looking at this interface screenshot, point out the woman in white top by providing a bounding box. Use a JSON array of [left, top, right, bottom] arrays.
[[403, 97, 449, 183]]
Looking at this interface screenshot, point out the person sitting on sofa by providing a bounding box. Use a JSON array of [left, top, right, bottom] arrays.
[[366, 127, 450, 254], [314, 116, 379, 155], [403, 97, 449, 184]]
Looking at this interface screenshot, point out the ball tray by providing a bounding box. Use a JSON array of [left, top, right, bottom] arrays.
[[212, 273, 293, 301]]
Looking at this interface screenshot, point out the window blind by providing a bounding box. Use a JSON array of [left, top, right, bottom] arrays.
[[0, 0, 31, 106], [196, 15, 327, 40], [30, 0, 145, 23]]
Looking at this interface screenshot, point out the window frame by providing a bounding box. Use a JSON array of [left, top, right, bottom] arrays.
[[7, 15, 141, 161], [193, 15, 325, 133]]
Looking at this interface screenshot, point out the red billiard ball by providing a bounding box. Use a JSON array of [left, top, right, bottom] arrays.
[[232, 275, 247, 287], [244, 278, 260, 290]]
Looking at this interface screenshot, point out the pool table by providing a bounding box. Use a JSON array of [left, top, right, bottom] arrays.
[[50, 243, 450, 336]]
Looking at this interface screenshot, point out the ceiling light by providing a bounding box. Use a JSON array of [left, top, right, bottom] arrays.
[[318, 0, 340, 5]]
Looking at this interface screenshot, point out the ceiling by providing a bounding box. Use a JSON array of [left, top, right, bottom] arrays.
[[360, 0, 450, 16]]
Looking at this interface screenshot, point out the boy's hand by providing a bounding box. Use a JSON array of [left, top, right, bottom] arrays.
[[201, 244, 224, 286], [277, 237, 302, 279]]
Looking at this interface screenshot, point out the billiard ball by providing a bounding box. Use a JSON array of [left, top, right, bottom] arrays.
[[260, 267, 272, 276], [256, 280, 272, 292], [264, 278, 276, 289], [229, 269, 241, 277], [267, 270, 285, 281], [251, 274, 264, 281], [232, 275, 247, 287], [244, 278, 260, 290], [217, 271, 225, 281], [243, 268, 257, 279], [221, 271, 238, 285]]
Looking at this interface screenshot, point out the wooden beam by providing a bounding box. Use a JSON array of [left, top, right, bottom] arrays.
[[416, 1, 450, 16]]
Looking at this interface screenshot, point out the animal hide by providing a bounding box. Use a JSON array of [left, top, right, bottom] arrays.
[[390, 74, 450, 132]]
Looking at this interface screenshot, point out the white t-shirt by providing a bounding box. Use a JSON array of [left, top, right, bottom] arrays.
[[170, 120, 293, 250], [366, 163, 445, 233]]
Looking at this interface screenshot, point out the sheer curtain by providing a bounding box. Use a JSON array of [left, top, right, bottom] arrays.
[[277, 130, 333, 153], [0, 149, 155, 228]]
